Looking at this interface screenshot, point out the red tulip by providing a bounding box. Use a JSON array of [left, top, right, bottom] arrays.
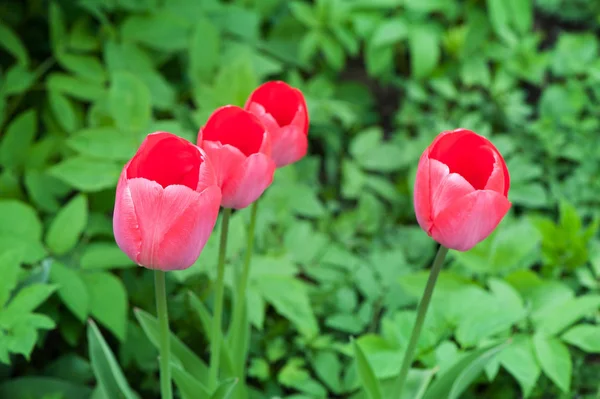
[[197, 106, 276, 209], [414, 129, 511, 251], [245, 81, 309, 168], [113, 132, 221, 271]]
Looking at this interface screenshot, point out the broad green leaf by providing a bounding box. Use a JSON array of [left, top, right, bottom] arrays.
[[353, 340, 382, 399], [82, 272, 128, 341], [0, 109, 36, 169], [561, 325, 600, 353], [134, 308, 209, 381], [506, 0, 533, 34], [0, 22, 29, 66], [0, 249, 22, 307], [0, 284, 57, 329], [24, 170, 67, 213], [0, 377, 92, 399], [254, 275, 318, 337], [48, 91, 79, 133], [289, 2, 317, 27], [533, 335, 571, 393], [121, 14, 190, 52], [498, 335, 540, 397], [57, 53, 106, 83], [370, 18, 408, 47], [189, 16, 220, 83], [46, 194, 88, 255], [171, 363, 211, 399], [48, 156, 121, 192], [87, 320, 138, 399], [49, 2, 67, 53], [49, 262, 89, 321], [108, 71, 152, 134], [423, 341, 509, 399], [535, 295, 600, 336], [47, 73, 105, 101], [408, 24, 439, 79], [0, 200, 45, 263], [486, 0, 516, 43], [67, 127, 139, 161], [80, 242, 135, 270], [1, 64, 35, 95]]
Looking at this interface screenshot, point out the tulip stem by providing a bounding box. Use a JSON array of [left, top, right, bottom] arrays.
[[231, 200, 260, 383], [391, 245, 449, 399], [209, 208, 232, 390], [154, 270, 173, 399]]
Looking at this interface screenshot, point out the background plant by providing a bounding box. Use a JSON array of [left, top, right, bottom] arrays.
[[1, 0, 600, 398]]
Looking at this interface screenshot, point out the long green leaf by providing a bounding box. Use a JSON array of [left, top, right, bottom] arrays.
[[171, 362, 211, 399], [211, 378, 238, 399], [423, 341, 509, 399], [353, 339, 382, 399], [87, 320, 138, 399], [134, 308, 209, 381]]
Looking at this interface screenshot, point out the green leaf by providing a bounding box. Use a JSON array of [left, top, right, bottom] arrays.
[[423, 341, 509, 399], [189, 16, 220, 83], [486, 0, 516, 43], [211, 378, 238, 399], [0, 284, 57, 329], [171, 363, 211, 399], [561, 325, 600, 353], [82, 272, 128, 341], [353, 340, 382, 399], [254, 275, 318, 337], [48, 156, 122, 192], [0, 109, 37, 169], [188, 291, 213, 340], [47, 73, 106, 101], [121, 14, 190, 52], [535, 295, 600, 336], [48, 90, 79, 133], [370, 18, 408, 47], [56, 53, 106, 83], [0, 377, 92, 399], [109, 71, 152, 134], [134, 308, 209, 381], [498, 334, 540, 397], [0, 200, 45, 263], [0, 21, 29, 66], [0, 249, 22, 307], [46, 194, 88, 255], [506, 0, 533, 34], [408, 24, 439, 79], [2, 64, 35, 95], [80, 242, 135, 270], [289, 2, 317, 27], [533, 335, 571, 393], [49, 2, 67, 53], [87, 320, 138, 399], [49, 262, 89, 321], [67, 127, 139, 161]]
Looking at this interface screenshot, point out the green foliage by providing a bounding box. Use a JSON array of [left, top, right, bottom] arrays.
[[1, 0, 600, 398]]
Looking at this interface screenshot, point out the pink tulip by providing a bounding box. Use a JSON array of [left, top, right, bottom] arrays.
[[197, 106, 276, 209], [113, 132, 222, 271], [414, 128, 511, 251], [245, 81, 309, 168]]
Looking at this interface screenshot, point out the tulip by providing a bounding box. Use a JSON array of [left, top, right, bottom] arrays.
[[113, 132, 222, 271], [245, 81, 309, 168], [197, 105, 276, 209], [413, 128, 511, 251]]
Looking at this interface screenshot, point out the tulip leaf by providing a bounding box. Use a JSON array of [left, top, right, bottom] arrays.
[[353, 339, 382, 399], [46, 194, 88, 255], [423, 341, 509, 399], [134, 308, 209, 381], [87, 320, 138, 399], [211, 378, 238, 399], [0, 377, 92, 399], [171, 362, 211, 399]]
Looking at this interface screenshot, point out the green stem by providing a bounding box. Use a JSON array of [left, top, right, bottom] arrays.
[[231, 200, 260, 375], [391, 245, 449, 399], [154, 270, 173, 399], [209, 208, 232, 389]]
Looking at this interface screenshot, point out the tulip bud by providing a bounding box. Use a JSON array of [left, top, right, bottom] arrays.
[[245, 81, 309, 168], [197, 106, 276, 209], [414, 128, 511, 251], [113, 132, 222, 270]]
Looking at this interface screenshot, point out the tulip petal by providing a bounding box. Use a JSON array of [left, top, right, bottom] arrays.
[[431, 190, 511, 252], [201, 141, 246, 189], [245, 81, 308, 132], [127, 178, 221, 270], [221, 153, 276, 209], [484, 147, 510, 196], [113, 171, 142, 264]]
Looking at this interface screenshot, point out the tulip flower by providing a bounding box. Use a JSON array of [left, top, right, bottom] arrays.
[[245, 81, 309, 168], [197, 105, 276, 209], [413, 128, 511, 251], [113, 132, 222, 271]]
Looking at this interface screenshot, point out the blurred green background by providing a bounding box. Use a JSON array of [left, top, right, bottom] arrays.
[[1, 0, 600, 398]]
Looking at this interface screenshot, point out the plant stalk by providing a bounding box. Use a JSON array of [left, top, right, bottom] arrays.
[[154, 270, 173, 399], [209, 208, 232, 389], [391, 245, 449, 398]]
